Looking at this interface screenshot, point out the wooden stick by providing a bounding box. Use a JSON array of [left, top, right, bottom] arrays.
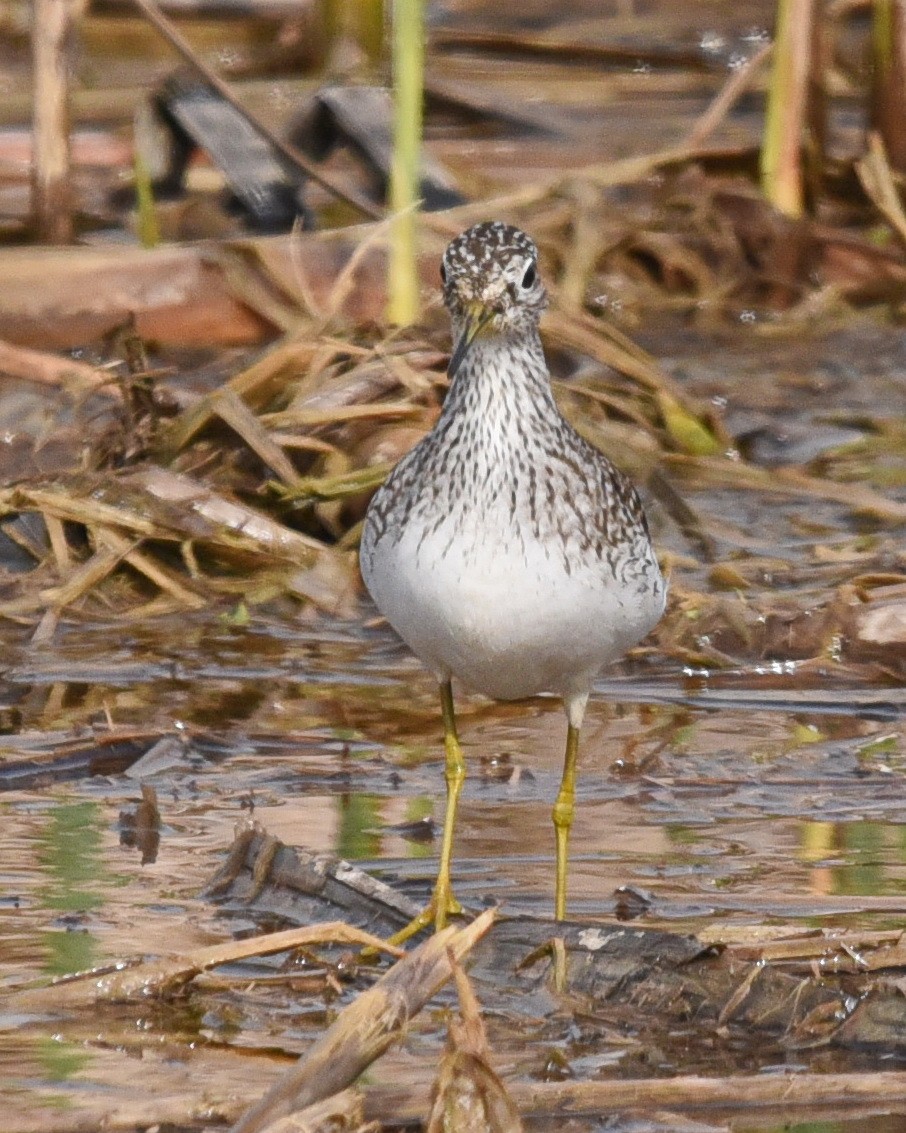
[[870, 0, 906, 173], [760, 0, 817, 217], [31, 0, 74, 242], [229, 909, 496, 1133], [366, 1070, 906, 1123], [0, 336, 113, 394]]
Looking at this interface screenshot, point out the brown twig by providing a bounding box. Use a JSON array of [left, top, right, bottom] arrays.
[[0, 336, 116, 396], [10, 922, 402, 1011], [856, 130, 906, 248], [685, 42, 773, 149]]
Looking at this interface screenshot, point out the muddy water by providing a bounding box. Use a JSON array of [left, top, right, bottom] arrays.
[[3, 613, 905, 932], [1, 321, 906, 1133], [2, 617, 906, 1129], [2, 0, 906, 1119], [2, 335, 906, 1130]]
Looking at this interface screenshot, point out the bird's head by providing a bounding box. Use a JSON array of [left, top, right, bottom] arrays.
[[440, 221, 548, 379]]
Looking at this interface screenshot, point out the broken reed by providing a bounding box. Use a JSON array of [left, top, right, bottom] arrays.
[[31, 0, 74, 242]]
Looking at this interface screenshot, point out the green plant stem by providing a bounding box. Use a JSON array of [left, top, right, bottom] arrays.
[[133, 152, 160, 248], [387, 0, 423, 325], [760, 0, 816, 217], [871, 0, 906, 172]]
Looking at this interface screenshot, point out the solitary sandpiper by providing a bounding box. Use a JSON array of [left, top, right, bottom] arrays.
[[360, 221, 667, 935]]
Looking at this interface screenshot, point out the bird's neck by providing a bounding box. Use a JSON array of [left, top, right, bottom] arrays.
[[440, 328, 557, 428]]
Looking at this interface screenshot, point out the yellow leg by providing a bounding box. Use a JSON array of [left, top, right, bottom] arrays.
[[552, 722, 580, 921], [434, 678, 465, 929], [389, 679, 464, 945]]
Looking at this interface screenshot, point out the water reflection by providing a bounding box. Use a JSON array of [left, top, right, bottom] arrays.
[[337, 793, 381, 860], [39, 800, 104, 976], [801, 821, 906, 899], [2, 615, 906, 1127], [35, 1033, 91, 1082], [745, 1119, 906, 1133]]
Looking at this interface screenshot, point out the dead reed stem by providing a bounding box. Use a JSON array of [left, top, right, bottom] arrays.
[[366, 1070, 906, 1123], [31, 0, 74, 243]]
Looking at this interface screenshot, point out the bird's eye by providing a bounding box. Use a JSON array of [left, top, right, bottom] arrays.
[[440, 262, 447, 284], [521, 263, 537, 289]]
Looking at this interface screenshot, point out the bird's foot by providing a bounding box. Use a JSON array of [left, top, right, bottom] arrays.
[[550, 935, 568, 993], [388, 885, 464, 946], [517, 934, 569, 992]]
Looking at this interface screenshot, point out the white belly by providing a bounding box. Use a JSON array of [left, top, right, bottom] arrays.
[[362, 515, 664, 702]]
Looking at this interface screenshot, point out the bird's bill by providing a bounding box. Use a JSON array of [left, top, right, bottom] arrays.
[[448, 305, 494, 379]]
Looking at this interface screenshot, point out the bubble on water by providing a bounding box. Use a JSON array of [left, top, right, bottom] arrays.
[[700, 30, 727, 56], [268, 84, 293, 111], [742, 26, 771, 45], [592, 294, 624, 315]]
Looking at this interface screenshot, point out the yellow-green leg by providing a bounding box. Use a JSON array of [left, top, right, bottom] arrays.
[[389, 679, 465, 944], [434, 678, 466, 928], [552, 722, 580, 921]]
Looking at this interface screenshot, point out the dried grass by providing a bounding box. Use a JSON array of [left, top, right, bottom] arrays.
[[1, 179, 905, 664]]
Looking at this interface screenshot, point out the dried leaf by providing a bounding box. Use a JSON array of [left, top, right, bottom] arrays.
[[426, 953, 523, 1133], [658, 391, 722, 456]]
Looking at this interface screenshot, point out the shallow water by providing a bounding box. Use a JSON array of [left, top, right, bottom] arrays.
[[2, 604, 906, 1128], [4, 612, 905, 930], [3, 0, 906, 1103], [2, 314, 906, 1129]]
